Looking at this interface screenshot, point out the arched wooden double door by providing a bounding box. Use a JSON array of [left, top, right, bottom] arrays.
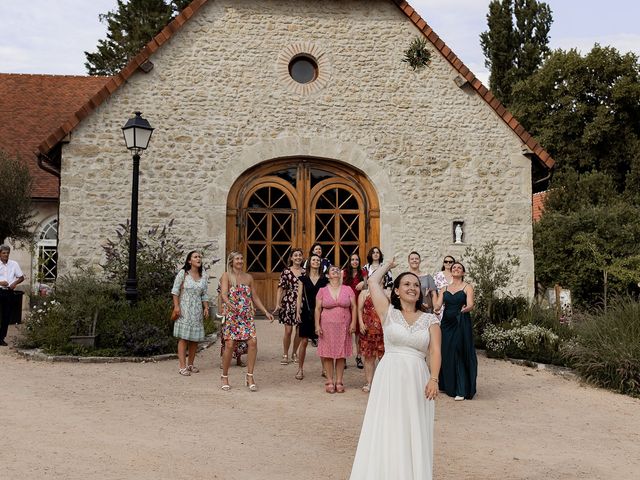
[[226, 158, 380, 310]]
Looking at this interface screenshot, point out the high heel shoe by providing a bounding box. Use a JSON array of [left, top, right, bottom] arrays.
[[220, 374, 230, 391], [245, 373, 258, 392]]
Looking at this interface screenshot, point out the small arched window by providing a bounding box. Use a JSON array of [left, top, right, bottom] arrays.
[[36, 217, 58, 282]]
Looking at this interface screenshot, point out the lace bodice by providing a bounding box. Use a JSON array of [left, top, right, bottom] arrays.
[[383, 305, 440, 356]]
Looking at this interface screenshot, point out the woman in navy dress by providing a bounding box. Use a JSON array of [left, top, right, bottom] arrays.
[[435, 261, 477, 400]]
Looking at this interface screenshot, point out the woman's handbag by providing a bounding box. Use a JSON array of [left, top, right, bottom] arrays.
[[170, 272, 187, 322]]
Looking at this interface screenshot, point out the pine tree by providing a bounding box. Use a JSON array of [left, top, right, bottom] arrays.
[[85, 0, 191, 76], [480, 0, 552, 106]]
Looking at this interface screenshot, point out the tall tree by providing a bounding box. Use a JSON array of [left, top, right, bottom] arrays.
[[519, 45, 640, 306], [85, 0, 191, 76], [480, 0, 553, 105], [510, 45, 640, 194], [0, 151, 35, 244]]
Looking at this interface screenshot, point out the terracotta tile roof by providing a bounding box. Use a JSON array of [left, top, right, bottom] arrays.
[[0, 73, 110, 198], [36, 0, 554, 172], [532, 191, 547, 221]]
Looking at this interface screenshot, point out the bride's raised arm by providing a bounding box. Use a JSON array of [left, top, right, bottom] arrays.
[[368, 256, 397, 319]]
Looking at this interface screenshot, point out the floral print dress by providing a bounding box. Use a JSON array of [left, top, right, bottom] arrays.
[[277, 268, 304, 325], [172, 269, 208, 342], [359, 294, 385, 359], [221, 284, 257, 341]]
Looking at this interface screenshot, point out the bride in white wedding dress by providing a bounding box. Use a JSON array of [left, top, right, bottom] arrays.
[[350, 258, 442, 480]]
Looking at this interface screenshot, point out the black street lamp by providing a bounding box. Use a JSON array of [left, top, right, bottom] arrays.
[[121, 111, 154, 304]]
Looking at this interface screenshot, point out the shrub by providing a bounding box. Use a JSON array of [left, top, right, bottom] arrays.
[[562, 297, 640, 397], [20, 220, 217, 357], [102, 220, 191, 299], [482, 320, 563, 365], [463, 241, 520, 333]]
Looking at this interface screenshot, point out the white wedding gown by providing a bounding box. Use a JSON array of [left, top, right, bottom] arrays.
[[350, 305, 440, 480]]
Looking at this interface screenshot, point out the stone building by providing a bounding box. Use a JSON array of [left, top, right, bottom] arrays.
[[34, 0, 554, 309]]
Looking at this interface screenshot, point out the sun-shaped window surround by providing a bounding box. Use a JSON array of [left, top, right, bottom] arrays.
[[277, 42, 332, 95]]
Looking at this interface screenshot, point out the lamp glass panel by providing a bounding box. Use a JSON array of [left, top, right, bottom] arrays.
[[123, 128, 135, 149], [135, 128, 153, 149]]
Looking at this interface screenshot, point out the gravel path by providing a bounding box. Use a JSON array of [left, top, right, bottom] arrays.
[[1, 321, 639, 479]]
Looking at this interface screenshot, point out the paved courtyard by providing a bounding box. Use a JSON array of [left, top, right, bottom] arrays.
[[1, 321, 639, 479]]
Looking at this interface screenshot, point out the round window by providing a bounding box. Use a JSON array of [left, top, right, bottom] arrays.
[[288, 55, 318, 84]]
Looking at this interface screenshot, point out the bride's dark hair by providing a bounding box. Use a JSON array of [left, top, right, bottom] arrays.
[[390, 272, 427, 312]]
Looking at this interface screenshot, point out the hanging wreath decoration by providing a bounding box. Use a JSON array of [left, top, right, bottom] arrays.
[[402, 37, 432, 71]]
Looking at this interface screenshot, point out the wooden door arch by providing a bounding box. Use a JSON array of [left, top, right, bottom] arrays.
[[226, 157, 380, 310]]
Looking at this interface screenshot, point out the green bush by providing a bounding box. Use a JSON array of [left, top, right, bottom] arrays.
[[19, 220, 217, 357], [102, 220, 189, 299], [463, 241, 520, 334], [562, 297, 640, 397], [482, 320, 564, 365]]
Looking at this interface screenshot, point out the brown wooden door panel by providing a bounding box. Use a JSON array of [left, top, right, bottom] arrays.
[[226, 159, 380, 311]]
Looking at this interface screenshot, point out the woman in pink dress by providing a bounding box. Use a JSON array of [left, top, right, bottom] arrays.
[[315, 265, 357, 393]]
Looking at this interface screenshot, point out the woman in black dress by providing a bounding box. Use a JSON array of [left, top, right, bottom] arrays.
[[295, 253, 328, 380]]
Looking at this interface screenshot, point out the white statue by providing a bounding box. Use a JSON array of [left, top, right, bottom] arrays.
[[454, 223, 463, 244]]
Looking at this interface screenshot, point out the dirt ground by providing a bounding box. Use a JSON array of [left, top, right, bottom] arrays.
[[1, 320, 639, 480]]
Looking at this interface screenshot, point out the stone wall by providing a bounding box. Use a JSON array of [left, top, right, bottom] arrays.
[[58, 0, 534, 296]]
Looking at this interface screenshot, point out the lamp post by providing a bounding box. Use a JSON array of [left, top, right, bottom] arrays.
[[121, 111, 154, 304]]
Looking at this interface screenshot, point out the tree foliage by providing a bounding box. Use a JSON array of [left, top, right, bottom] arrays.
[[0, 150, 35, 244], [534, 202, 640, 307], [511, 45, 640, 193], [510, 45, 640, 306], [480, 0, 553, 105], [85, 0, 191, 76]]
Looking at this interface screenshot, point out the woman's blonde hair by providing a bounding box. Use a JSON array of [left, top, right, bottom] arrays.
[[226, 251, 242, 272], [226, 251, 243, 288]]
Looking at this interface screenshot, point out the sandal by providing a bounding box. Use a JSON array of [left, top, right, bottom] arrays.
[[361, 383, 370, 393], [220, 374, 230, 391], [179, 367, 191, 376], [336, 382, 345, 393], [325, 381, 336, 394], [280, 354, 289, 365], [295, 369, 304, 380], [356, 356, 364, 369], [321, 370, 327, 378], [187, 365, 199, 373], [292, 353, 299, 364], [245, 373, 258, 392]]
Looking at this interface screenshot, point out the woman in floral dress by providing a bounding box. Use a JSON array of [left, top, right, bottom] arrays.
[[357, 284, 385, 392], [362, 247, 393, 290], [217, 283, 247, 368], [433, 255, 455, 319], [171, 251, 209, 376], [273, 248, 304, 365], [219, 251, 274, 391]]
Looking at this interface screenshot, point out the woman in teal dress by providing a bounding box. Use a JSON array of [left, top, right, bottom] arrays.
[[434, 261, 477, 400], [171, 251, 209, 376]]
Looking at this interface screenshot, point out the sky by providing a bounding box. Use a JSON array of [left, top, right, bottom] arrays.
[[1, 0, 638, 85]]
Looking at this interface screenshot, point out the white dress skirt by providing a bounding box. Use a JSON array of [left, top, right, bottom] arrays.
[[350, 305, 440, 480]]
